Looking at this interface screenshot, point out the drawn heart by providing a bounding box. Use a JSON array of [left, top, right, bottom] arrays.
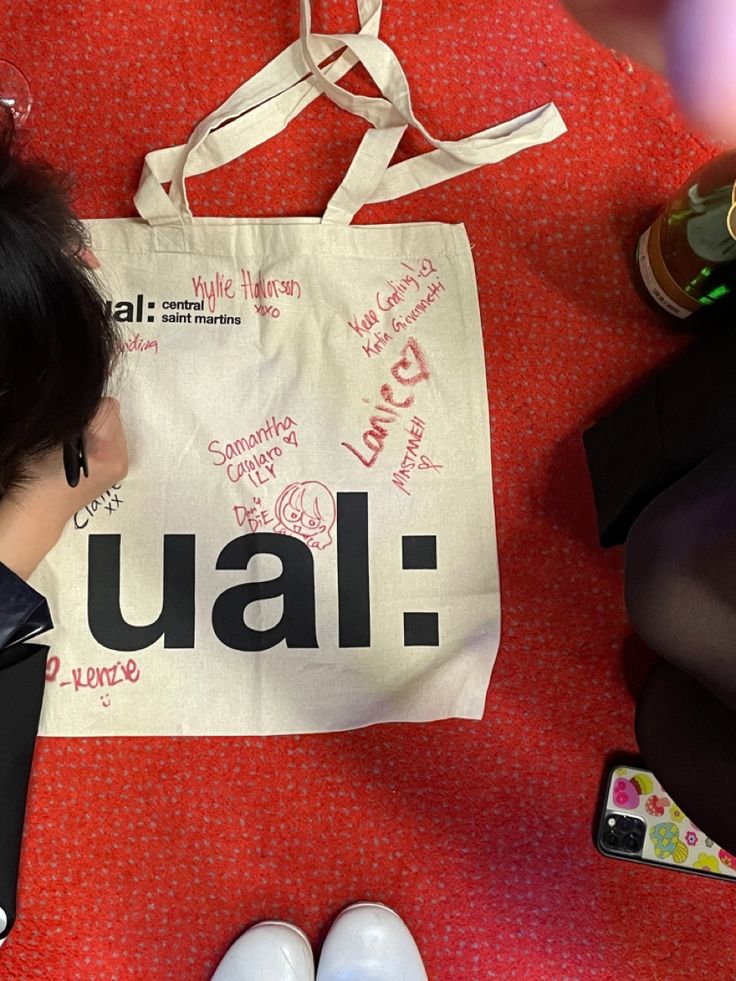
[[45, 656, 60, 683], [283, 431, 298, 448], [390, 337, 430, 387]]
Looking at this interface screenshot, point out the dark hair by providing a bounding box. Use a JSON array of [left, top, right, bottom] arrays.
[[0, 109, 120, 496]]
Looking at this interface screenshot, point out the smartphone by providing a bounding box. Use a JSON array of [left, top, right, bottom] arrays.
[[596, 765, 736, 881]]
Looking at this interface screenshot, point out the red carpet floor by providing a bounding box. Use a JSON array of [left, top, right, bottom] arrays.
[[4, 1, 736, 978]]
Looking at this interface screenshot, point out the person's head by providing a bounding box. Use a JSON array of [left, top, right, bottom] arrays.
[[0, 109, 120, 498]]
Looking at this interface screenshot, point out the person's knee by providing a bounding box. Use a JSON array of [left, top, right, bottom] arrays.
[[624, 482, 736, 710], [624, 496, 708, 665], [624, 443, 736, 713]]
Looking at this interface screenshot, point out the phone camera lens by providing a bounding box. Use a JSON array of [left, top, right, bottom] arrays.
[[601, 812, 647, 857]]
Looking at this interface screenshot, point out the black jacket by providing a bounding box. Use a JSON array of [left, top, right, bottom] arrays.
[[0, 561, 52, 946]]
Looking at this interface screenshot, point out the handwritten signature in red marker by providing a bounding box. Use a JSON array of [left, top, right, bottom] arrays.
[[341, 336, 430, 469]]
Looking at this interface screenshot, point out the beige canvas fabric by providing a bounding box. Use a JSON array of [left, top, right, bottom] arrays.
[[32, 0, 565, 735]]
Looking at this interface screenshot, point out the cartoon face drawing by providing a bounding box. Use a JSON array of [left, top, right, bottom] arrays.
[[273, 481, 336, 549]]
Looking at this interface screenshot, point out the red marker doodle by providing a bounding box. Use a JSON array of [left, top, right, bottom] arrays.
[[240, 269, 302, 302], [64, 659, 141, 693], [376, 272, 420, 312], [348, 307, 380, 337], [118, 333, 159, 354], [233, 503, 275, 532], [273, 481, 336, 550], [192, 271, 236, 313], [402, 258, 438, 279], [362, 331, 392, 359], [391, 279, 445, 334], [342, 337, 431, 469], [349, 258, 440, 354], [392, 417, 425, 496], [208, 416, 298, 487], [48, 656, 141, 697], [254, 304, 280, 319]]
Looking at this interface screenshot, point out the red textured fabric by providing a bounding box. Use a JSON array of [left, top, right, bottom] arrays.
[[3, 1, 736, 978]]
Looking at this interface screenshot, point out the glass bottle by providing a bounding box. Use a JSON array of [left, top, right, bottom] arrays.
[[635, 150, 736, 321]]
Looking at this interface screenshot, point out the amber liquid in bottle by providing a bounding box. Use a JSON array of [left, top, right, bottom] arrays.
[[635, 151, 736, 322]]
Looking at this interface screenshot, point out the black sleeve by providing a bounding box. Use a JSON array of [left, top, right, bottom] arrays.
[[0, 562, 53, 947], [0, 641, 48, 945], [583, 319, 736, 546]]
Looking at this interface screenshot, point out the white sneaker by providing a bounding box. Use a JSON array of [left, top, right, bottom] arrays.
[[316, 903, 428, 981], [211, 921, 315, 981]]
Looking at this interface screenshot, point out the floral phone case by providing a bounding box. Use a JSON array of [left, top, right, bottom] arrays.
[[597, 766, 736, 881]]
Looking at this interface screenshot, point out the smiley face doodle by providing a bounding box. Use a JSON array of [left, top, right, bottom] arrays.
[[273, 481, 336, 549]]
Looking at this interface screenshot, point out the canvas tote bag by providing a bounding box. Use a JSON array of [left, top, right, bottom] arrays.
[[32, 0, 566, 735]]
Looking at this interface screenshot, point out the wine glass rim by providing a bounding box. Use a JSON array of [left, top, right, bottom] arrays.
[[0, 58, 30, 83], [0, 59, 32, 126]]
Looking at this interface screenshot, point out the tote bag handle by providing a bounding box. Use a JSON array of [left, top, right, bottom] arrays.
[[299, 0, 566, 223], [134, 0, 565, 227], [134, 0, 382, 225]]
